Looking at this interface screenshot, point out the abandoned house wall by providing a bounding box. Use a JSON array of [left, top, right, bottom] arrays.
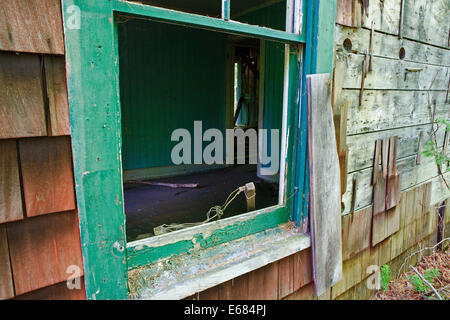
[[188, 0, 450, 300], [0, 0, 85, 300]]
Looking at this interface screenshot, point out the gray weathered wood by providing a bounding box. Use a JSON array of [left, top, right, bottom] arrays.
[[307, 74, 343, 296], [335, 26, 450, 67]]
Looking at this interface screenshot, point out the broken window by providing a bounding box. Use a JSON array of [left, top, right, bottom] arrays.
[[117, 19, 287, 242]]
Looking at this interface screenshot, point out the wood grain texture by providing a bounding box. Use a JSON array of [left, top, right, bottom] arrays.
[[7, 211, 83, 295], [248, 262, 279, 300], [0, 140, 23, 223], [14, 278, 86, 300], [341, 207, 372, 260], [307, 74, 343, 296], [0, 0, 64, 54], [19, 136, 75, 217], [44, 56, 70, 136], [0, 52, 46, 139], [342, 54, 449, 91], [0, 225, 14, 300], [336, 0, 354, 27], [336, 26, 450, 67]]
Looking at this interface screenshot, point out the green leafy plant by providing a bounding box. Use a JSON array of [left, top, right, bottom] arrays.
[[407, 268, 440, 293], [421, 118, 450, 191], [380, 265, 390, 291]]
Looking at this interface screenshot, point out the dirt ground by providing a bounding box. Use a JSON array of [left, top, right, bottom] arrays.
[[371, 247, 449, 300]]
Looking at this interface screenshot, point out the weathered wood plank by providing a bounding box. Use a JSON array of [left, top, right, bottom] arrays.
[[363, 0, 401, 35], [341, 207, 372, 261], [0, 52, 47, 139], [44, 56, 70, 136], [402, 0, 450, 48], [342, 154, 447, 214], [278, 256, 293, 299], [19, 136, 76, 217], [0, 0, 65, 54], [335, 0, 354, 27], [0, 140, 23, 223], [0, 225, 14, 300], [14, 278, 86, 300], [343, 54, 449, 90], [292, 248, 313, 291], [7, 211, 83, 295], [344, 90, 448, 135], [336, 26, 450, 66], [307, 74, 343, 295], [347, 124, 447, 173]]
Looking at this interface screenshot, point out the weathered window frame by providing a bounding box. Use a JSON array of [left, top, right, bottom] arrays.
[[61, 0, 335, 299]]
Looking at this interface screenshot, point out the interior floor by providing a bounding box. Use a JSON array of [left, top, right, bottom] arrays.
[[124, 165, 278, 241]]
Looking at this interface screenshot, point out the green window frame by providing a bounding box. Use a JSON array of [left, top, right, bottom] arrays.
[[61, 0, 335, 299]]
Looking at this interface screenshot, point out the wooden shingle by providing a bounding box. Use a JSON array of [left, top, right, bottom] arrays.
[[0, 52, 47, 139], [0, 225, 15, 299], [44, 56, 71, 136], [7, 211, 83, 295], [19, 136, 75, 217], [0, 140, 24, 223], [0, 0, 65, 54]]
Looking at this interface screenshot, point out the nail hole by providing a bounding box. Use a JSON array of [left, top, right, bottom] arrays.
[[399, 47, 406, 60], [343, 38, 352, 51]]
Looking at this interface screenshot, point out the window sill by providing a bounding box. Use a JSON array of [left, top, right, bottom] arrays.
[[128, 224, 310, 300]]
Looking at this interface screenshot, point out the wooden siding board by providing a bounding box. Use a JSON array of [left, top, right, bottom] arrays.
[[0, 140, 23, 223], [307, 74, 343, 296], [14, 278, 86, 300], [19, 136, 76, 217], [0, 52, 47, 139], [0, 225, 14, 299], [336, 26, 450, 67], [0, 0, 65, 54], [341, 207, 372, 260], [292, 248, 313, 291], [7, 211, 83, 295], [44, 56, 71, 136], [278, 256, 293, 299], [343, 54, 449, 90], [342, 155, 447, 215]]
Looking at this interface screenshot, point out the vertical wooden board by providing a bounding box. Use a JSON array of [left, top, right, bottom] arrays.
[[377, 237, 392, 266], [0, 140, 23, 223], [7, 211, 83, 295], [14, 278, 86, 300], [292, 248, 313, 291], [390, 227, 404, 260], [336, 0, 354, 27], [278, 256, 293, 299], [0, 52, 46, 139], [307, 74, 343, 296], [229, 274, 249, 300], [0, 0, 64, 54], [19, 136, 75, 217], [0, 225, 14, 299], [331, 251, 363, 299], [386, 204, 400, 238], [248, 262, 279, 300], [218, 280, 233, 300], [341, 207, 372, 260], [199, 286, 219, 300], [283, 282, 317, 300], [262, 262, 279, 300], [44, 56, 70, 136]]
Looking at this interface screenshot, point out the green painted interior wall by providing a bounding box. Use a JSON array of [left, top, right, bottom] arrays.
[[118, 20, 227, 170]]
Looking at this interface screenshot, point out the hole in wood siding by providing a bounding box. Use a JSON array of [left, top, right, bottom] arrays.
[[399, 47, 406, 60], [343, 38, 352, 51]]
